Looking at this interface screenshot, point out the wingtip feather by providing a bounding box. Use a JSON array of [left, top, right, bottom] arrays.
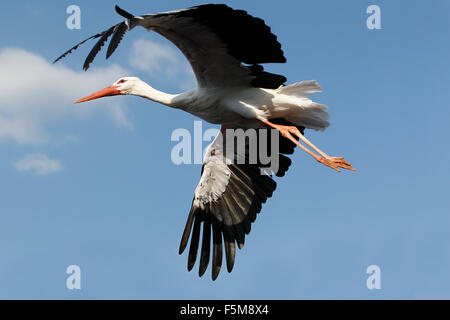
[[115, 5, 135, 19]]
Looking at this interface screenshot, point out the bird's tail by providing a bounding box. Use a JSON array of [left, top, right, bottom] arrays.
[[276, 80, 322, 98], [275, 81, 330, 131]]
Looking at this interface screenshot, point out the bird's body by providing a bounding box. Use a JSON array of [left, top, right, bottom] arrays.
[[114, 77, 330, 129], [55, 4, 354, 280]]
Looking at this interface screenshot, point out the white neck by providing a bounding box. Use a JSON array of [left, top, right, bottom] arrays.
[[130, 81, 177, 107]]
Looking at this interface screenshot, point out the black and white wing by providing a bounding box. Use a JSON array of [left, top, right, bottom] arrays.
[[180, 121, 304, 280], [54, 4, 287, 89]]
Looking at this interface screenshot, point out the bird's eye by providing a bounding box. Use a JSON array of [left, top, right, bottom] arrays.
[[118, 79, 127, 84]]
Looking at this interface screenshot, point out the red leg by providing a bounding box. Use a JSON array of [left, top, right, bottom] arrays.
[[261, 119, 355, 172]]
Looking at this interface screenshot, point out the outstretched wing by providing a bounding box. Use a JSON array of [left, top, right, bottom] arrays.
[[179, 120, 304, 280], [54, 4, 287, 89]]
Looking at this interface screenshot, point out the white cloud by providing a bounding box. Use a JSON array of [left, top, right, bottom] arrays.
[[109, 102, 134, 130], [0, 47, 132, 145], [14, 154, 62, 175], [129, 39, 196, 90]]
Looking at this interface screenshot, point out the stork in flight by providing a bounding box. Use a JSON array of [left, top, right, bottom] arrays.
[[55, 4, 355, 280]]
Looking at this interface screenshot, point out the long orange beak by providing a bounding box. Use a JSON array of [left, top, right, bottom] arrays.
[[74, 85, 121, 104]]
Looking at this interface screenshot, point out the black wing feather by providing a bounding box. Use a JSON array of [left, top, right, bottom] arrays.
[[106, 22, 128, 59], [172, 4, 286, 64], [211, 218, 223, 281], [179, 203, 196, 254], [83, 25, 116, 71], [53, 33, 104, 64], [187, 212, 201, 271], [198, 212, 211, 277], [115, 5, 135, 19], [53, 6, 135, 69]]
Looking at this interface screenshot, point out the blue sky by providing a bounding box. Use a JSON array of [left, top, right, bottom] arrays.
[[0, 0, 449, 299]]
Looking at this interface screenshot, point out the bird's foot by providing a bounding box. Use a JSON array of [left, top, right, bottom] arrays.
[[316, 156, 355, 172]]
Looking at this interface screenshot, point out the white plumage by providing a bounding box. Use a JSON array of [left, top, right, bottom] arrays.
[[102, 77, 330, 129]]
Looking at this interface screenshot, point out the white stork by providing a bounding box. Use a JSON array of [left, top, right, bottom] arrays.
[[54, 4, 355, 280]]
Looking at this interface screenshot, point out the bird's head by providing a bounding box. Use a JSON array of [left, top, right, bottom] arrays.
[[74, 77, 142, 104]]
